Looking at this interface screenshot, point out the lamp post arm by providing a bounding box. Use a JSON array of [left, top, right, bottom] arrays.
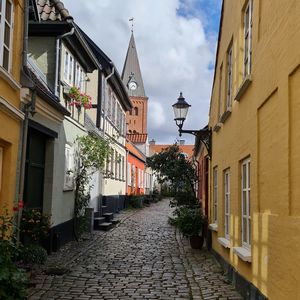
[[178, 128, 211, 158]]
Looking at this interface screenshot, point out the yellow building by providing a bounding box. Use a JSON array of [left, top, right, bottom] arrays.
[[208, 0, 300, 298], [0, 0, 24, 214]]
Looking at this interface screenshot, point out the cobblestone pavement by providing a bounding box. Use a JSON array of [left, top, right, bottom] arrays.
[[28, 199, 242, 300]]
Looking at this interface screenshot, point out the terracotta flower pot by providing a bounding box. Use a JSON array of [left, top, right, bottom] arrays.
[[189, 235, 204, 249]]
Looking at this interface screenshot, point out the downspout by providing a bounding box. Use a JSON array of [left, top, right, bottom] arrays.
[[55, 28, 75, 96], [17, 0, 36, 243]]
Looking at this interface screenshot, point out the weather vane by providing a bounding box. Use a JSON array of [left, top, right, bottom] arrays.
[[129, 17, 134, 33]]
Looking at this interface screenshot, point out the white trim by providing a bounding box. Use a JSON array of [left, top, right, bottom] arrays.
[[226, 45, 233, 109], [213, 166, 218, 223], [0, 96, 24, 120], [218, 237, 230, 249], [243, 0, 253, 78], [0, 0, 14, 72], [241, 158, 251, 248], [224, 169, 230, 240], [209, 223, 218, 232], [233, 247, 252, 262]]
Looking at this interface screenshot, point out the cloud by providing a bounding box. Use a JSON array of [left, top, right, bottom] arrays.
[[63, 0, 219, 144]]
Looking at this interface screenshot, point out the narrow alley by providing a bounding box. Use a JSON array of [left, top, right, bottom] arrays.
[[28, 200, 242, 300]]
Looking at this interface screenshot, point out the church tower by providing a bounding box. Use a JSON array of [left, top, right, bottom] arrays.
[[122, 32, 148, 138]]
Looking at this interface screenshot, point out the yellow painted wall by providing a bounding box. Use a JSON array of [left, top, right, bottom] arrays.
[[0, 0, 24, 214], [208, 0, 300, 298]]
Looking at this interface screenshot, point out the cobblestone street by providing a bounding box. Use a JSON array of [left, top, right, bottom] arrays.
[[28, 199, 242, 300]]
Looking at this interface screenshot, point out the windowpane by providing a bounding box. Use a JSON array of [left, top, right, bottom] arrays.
[[5, 1, 11, 23], [0, 0, 2, 13], [243, 164, 247, 188], [64, 52, 69, 80], [3, 47, 9, 70], [243, 218, 247, 243], [4, 23, 10, 47]]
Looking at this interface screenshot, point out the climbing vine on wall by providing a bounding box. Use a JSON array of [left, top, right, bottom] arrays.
[[73, 134, 111, 239]]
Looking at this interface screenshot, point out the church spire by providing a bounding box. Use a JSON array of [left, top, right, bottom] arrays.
[[121, 32, 146, 97]]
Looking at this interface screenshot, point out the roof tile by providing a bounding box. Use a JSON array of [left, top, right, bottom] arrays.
[[36, 0, 72, 21]]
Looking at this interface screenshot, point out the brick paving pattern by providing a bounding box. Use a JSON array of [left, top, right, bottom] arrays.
[[28, 199, 242, 299]]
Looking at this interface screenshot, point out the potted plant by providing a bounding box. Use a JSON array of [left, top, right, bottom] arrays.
[[68, 86, 92, 111], [175, 206, 207, 249]]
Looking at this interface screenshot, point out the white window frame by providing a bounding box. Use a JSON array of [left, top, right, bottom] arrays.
[[64, 144, 74, 191], [226, 45, 233, 109], [243, 0, 253, 78], [128, 162, 131, 186], [75, 62, 85, 91], [0, 147, 3, 192], [224, 169, 230, 240], [0, 0, 14, 72], [213, 167, 218, 223], [241, 158, 251, 248], [63, 50, 75, 86], [218, 64, 223, 120]]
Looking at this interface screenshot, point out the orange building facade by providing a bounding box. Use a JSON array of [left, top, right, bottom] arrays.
[[126, 141, 146, 195]]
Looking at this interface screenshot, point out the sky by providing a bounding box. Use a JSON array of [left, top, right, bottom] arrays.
[[63, 0, 222, 144]]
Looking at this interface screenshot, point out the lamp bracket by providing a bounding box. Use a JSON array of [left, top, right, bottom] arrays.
[[178, 128, 211, 158]]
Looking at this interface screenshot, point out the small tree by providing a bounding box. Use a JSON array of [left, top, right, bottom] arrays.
[[73, 134, 111, 238], [146, 144, 197, 196]]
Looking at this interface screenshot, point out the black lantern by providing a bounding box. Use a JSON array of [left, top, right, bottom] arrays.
[[172, 92, 191, 131], [172, 92, 212, 157]]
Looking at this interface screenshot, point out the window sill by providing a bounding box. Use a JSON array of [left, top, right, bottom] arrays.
[[234, 75, 252, 101], [0, 66, 21, 91], [209, 223, 218, 232], [233, 246, 252, 262], [220, 108, 232, 123], [213, 123, 222, 132], [217, 237, 230, 249]]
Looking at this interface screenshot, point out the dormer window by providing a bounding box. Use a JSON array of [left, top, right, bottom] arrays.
[[63, 48, 86, 91]]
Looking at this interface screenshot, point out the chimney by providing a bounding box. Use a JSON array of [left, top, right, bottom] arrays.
[[179, 139, 185, 145], [149, 139, 156, 145]]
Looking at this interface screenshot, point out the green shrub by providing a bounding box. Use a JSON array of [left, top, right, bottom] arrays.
[[172, 206, 207, 238], [0, 213, 28, 300], [20, 244, 48, 265], [128, 196, 144, 208], [170, 191, 197, 208]]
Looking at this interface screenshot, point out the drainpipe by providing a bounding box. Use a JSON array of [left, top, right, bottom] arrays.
[[54, 28, 75, 97]]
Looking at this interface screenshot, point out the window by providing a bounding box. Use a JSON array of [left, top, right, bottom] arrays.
[[241, 158, 251, 248], [112, 96, 116, 123], [243, 0, 253, 78], [213, 167, 218, 223], [0, 147, 3, 192], [134, 107, 138, 116], [218, 64, 223, 120], [128, 162, 131, 186], [64, 50, 74, 85], [0, 0, 13, 71], [75, 63, 85, 91], [224, 169, 230, 240], [64, 144, 74, 190], [115, 151, 118, 179], [226, 45, 233, 109], [110, 150, 114, 178]]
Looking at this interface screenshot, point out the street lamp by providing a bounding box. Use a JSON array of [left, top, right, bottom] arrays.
[[172, 92, 211, 157]]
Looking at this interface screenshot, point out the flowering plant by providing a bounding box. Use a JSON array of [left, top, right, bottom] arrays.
[[68, 86, 92, 110], [20, 209, 51, 243]]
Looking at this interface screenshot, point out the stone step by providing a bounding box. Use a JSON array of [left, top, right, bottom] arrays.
[[93, 217, 106, 230], [101, 205, 108, 214], [98, 222, 114, 231], [111, 219, 120, 225], [103, 212, 114, 222]]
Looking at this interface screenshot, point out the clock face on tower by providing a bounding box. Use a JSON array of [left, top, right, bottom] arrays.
[[128, 81, 138, 91]]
